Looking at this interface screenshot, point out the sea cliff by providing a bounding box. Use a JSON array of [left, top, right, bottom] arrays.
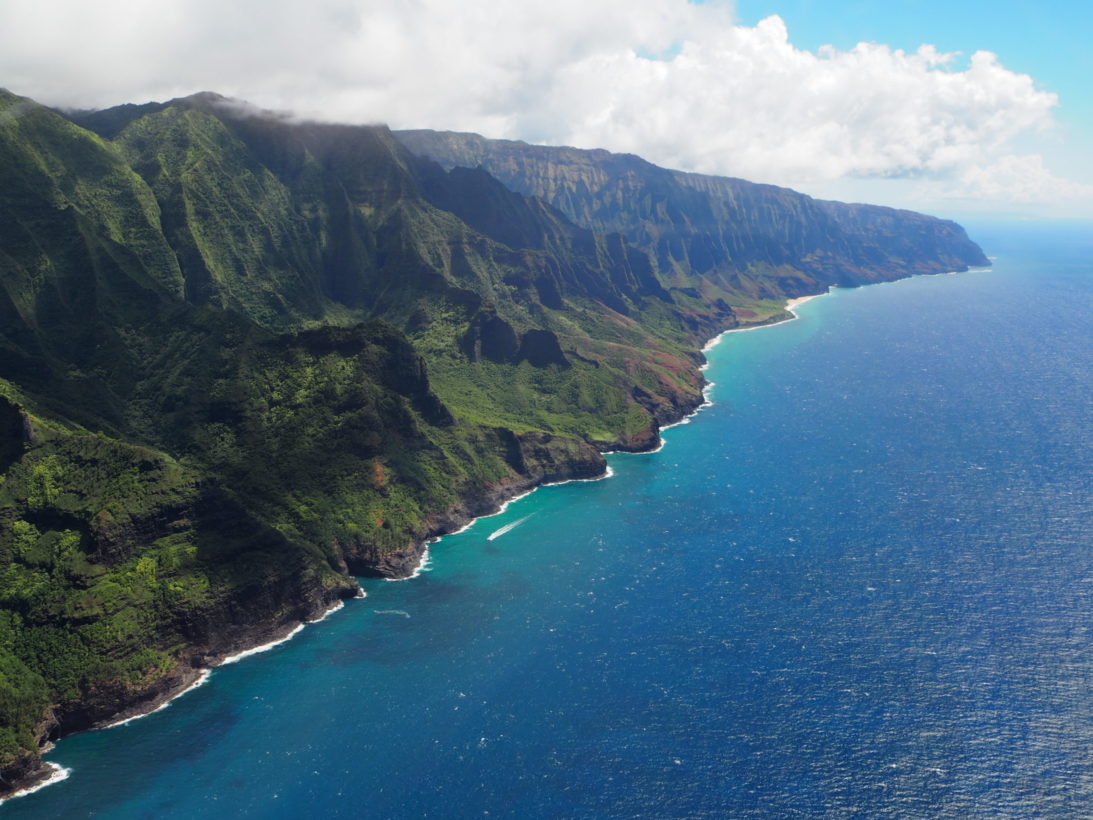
[[0, 88, 988, 795]]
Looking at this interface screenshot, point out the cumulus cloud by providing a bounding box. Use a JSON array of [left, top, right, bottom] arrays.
[[541, 19, 1057, 185], [947, 154, 1093, 203], [0, 0, 1082, 206]]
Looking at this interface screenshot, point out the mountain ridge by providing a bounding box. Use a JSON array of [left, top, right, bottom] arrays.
[[0, 89, 988, 796], [396, 127, 988, 296]]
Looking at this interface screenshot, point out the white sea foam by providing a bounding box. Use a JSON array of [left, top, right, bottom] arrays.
[[219, 594, 352, 657], [399, 463, 617, 571], [306, 599, 346, 624], [621, 407, 703, 458], [702, 291, 828, 355], [394, 482, 566, 575], [436, 518, 477, 539], [546, 466, 614, 486], [219, 625, 305, 666], [487, 514, 534, 541], [96, 593, 355, 733], [700, 335, 721, 353], [100, 669, 213, 729], [373, 609, 411, 618], [494, 487, 537, 513], [0, 763, 72, 805], [384, 543, 432, 582]]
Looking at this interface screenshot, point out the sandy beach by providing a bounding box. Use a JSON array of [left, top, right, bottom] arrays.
[[785, 293, 824, 313], [702, 291, 829, 352]]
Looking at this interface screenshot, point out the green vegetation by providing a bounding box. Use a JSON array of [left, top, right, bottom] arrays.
[[0, 88, 988, 789], [396, 128, 990, 292]]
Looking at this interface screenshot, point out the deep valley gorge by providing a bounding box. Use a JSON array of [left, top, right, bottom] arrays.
[[0, 89, 988, 794]]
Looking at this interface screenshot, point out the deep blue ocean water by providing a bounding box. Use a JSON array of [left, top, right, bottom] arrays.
[[6, 220, 1092, 818]]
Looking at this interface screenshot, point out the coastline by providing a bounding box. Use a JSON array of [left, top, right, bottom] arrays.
[[0, 287, 829, 805], [0, 763, 72, 806], [2, 588, 361, 803], [399, 464, 619, 576], [98, 670, 214, 730], [95, 595, 358, 731], [654, 291, 829, 444], [700, 298, 812, 352], [41, 449, 630, 781], [785, 293, 824, 313], [0, 285, 832, 804], [72, 278, 940, 744]]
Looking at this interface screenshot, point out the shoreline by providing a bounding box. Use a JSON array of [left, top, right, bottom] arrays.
[[0, 287, 829, 805], [649, 291, 829, 447], [77, 277, 940, 739], [1, 281, 873, 803], [98, 670, 214, 730], [0, 762, 72, 806], [785, 293, 824, 313], [7, 590, 361, 802], [393, 269, 983, 561], [406, 464, 619, 565], [105, 594, 358, 727]]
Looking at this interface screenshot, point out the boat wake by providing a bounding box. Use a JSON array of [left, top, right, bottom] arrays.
[[487, 514, 534, 541]]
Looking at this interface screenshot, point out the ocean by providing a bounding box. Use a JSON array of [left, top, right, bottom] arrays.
[[6, 220, 1091, 818]]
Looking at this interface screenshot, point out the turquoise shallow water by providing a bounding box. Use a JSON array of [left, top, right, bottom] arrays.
[[6, 221, 1092, 818]]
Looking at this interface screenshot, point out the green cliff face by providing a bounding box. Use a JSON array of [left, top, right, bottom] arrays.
[[0, 89, 989, 787], [395, 129, 990, 299]]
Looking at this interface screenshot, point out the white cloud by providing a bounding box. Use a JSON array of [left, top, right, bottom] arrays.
[[946, 154, 1093, 203], [0, 0, 1081, 209], [873, 152, 1093, 219], [540, 19, 1057, 187]]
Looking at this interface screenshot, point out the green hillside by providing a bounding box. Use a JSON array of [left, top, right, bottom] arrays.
[[0, 89, 989, 791], [396, 128, 990, 297]]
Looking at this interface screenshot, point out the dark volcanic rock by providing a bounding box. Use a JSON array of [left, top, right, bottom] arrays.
[[0, 90, 992, 793], [0, 396, 31, 473], [518, 329, 568, 367], [352, 429, 608, 579]]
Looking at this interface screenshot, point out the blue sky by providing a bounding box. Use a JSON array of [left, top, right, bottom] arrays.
[[1, 0, 1089, 219], [737, 0, 1090, 127], [735, 0, 1093, 210]]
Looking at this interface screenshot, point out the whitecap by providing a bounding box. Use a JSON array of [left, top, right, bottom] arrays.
[[100, 669, 213, 729], [219, 625, 305, 666], [0, 763, 72, 805]]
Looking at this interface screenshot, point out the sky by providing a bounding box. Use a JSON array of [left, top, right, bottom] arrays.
[[1, 0, 1089, 219]]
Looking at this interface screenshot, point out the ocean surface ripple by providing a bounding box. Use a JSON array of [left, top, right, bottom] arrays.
[[9, 221, 1093, 818]]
